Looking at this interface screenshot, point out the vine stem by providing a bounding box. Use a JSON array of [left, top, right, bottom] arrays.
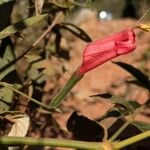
[[0, 82, 51, 110], [113, 130, 150, 149], [109, 120, 130, 142], [0, 137, 104, 150], [0, 131, 150, 149]]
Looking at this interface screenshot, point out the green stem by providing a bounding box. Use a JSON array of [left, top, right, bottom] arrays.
[[0, 136, 103, 150], [109, 120, 130, 142], [113, 130, 150, 149], [49, 70, 83, 108], [0, 131, 150, 150], [0, 82, 51, 110]]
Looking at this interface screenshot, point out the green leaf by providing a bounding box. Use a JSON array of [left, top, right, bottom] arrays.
[[25, 54, 41, 63], [59, 23, 92, 42], [111, 98, 140, 114], [0, 110, 25, 115], [27, 67, 40, 81], [26, 54, 55, 83], [96, 108, 122, 122], [113, 61, 150, 90], [105, 110, 121, 118], [90, 93, 141, 114], [90, 93, 112, 98], [0, 14, 47, 39], [0, 0, 15, 31], [0, 37, 15, 80], [126, 80, 148, 88], [128, 100, 141, 111], [132, 121, 150, 132], [0, 86, 13, 113]]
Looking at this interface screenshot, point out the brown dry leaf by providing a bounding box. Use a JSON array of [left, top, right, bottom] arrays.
[[35, 0, 45, 15], [8, 114, 30, 137]]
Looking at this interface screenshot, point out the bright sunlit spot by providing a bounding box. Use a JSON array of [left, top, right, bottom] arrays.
[[99, 11, 107, 19]]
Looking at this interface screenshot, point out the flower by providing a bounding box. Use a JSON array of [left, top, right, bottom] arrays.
[[50, 28, 137, 108], [79, 29, 136, 75]]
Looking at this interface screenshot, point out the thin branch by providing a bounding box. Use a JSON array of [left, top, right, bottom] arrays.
[[32, 12, 63, 47], [0, 82, 51, 110], [109, 120, 130, 142]]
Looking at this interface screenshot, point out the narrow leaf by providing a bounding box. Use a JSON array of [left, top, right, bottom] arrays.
[[96, 108, 122, 122], [0, 37, 15, 80], [0, 0, 15, 31], [0, 14, 47, 39], [90, 93, 113, 98], [112, 99, 140, 113], [59, 23, 92, 42], [0, 87, 13, 113], [113, 61, 150, 90], [132, 121, 150, 132], [126, 79, 147, 88], [90, 93, 141, 113]]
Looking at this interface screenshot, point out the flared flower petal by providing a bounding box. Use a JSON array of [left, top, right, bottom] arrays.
[[79, 29, 136, 75], [136, 24, 150, 32]]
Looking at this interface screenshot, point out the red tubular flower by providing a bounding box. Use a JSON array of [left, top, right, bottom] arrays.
[[79, 29, 136, 75], [50, 28, 138, 108]]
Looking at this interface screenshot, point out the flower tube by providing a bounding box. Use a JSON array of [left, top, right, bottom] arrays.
[[79, 29, 136, 75], [50, 28, 137, 108]]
